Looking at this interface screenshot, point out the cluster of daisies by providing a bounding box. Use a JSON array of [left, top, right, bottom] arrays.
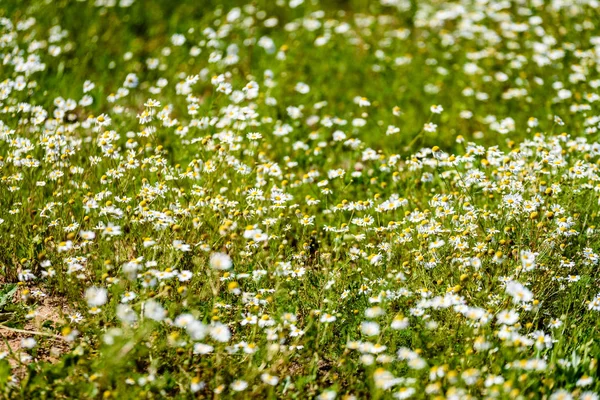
[[1, 0, 600, 398]]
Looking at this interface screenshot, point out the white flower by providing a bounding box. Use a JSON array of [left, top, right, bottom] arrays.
[[588, 293, 600, 311], [57, 241, 73, 252], [391, 316, 409, 330], [79, 230, 95, 240], [116, 304, 137, 325], [187, 320, 208, 341], [173, 240, 191, 252], [394, 387, 416, 399], [364, 307, 385, 318], [407, 357, 427, 370], [231, 380, 248, 392], [21, 337, 37, 349], [102, 223, 122, 237], [171, 33, 186, 46], [83, 80, 95, 93], [580, 392, 598, 400], [430, 105, 443, 114], [85, 287, 108, 307], [496, 309, 519, 325], [190, 378, 205, 393], [320, 313, 336, 323], [178, 270, 193, 281], [144, 300, 166, 321], [261, 373, 279, 386], [193, 343, 214, 355], [549, 390, 573, 400], [360, 321, 380, 336], [295, 82, 310, 94], [210, 252, 232, 270], [358, 97, 371, 107], [317, 390, 337, 400], [209, 322, 231, 342], [423, 122, 437, 133], [505, 281, 534, 303]]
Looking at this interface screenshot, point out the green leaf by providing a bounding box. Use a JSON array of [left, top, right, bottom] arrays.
[[0, 284, 17, 311]]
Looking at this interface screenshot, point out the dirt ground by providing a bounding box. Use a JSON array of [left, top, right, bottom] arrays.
[[0, 287, 71, 376]]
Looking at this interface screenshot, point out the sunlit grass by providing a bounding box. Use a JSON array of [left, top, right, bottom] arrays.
[[0, 0, 599, 399]]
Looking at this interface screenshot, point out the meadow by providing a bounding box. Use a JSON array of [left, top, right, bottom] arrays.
[[0, 0, 599, 398]]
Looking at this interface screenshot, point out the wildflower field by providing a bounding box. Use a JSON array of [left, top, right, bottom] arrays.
[[1, 0, 600, 398]]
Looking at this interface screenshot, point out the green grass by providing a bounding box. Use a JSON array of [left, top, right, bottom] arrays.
[[0, 0, 599, 398]]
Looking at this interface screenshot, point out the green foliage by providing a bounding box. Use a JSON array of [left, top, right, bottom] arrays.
[[0, 0, 599, 399]]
